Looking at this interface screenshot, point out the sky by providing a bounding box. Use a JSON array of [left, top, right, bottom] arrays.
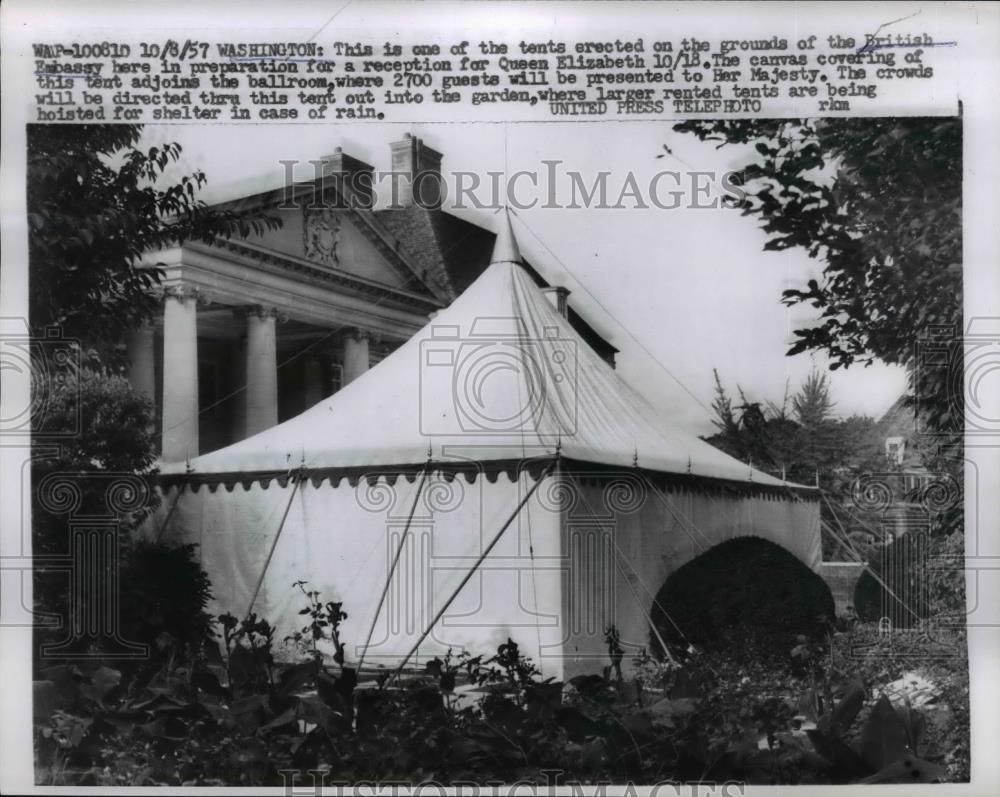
[[140, 121, 909, 436]]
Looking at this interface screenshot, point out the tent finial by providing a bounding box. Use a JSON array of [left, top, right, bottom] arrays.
[[490, 206, 523, 265], [555, 434, 562, 457], [748, 458, 753, 483], [686, 455, 692, 474], [426, 440, 433, 462], [781, 464, 787, 482], [185, 456, 193, 474], [632, 447, 639, 468]]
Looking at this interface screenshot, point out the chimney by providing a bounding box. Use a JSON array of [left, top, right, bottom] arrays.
[[389, 133, 443, 209], [318, 147, 375, 209], [541, 286, 571, 318]]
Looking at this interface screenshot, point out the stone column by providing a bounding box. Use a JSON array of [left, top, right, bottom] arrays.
[[229, 335, 247, 444], [161, 287, 200, 462], [125, 325, 155, 401], [244, 306, 279, 436], [302, 354, 326, 408], [340, 327, 372, 386]]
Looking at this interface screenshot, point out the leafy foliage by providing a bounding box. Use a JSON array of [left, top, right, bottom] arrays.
[[706, 369, 876, 488], [32, 369, 162, 653], [285, 581, 348, 665], [118, 541, 216, 664], [28, 121, 277, 680], [33, 585, 963, 786], [673, 118, 962, 437]]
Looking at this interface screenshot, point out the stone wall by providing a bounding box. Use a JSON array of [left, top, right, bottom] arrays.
[[819, 561, 866, 615]]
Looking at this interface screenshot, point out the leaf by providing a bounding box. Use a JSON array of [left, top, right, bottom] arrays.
[[228, 644, 261, 685], [425, 658, 443, 678], [806, 729, 873, 782], [860, 755, 946, 784], [568, 673, 610, 699], [277, 660, 317, 696], [192, 670, 231, 700], [258, 706, 297, 735], [555, 706, 601, 742], [858, 694, 911, 771], [298, 695, 339, 734], [229, 694, 267, 715], [669, 669, 702, 699], [890, 694, 926, 749], [647, 697, 698, 728], [140, 714, 188, 741], [39, 665, 82, 703], [525, 681, 563, 713], [79, 666, 121, 706], [829, 680, 865, 733], [35, 682, 67, 729]]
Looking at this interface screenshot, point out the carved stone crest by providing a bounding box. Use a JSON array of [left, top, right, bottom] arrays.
[[303, 207, 341, 266]]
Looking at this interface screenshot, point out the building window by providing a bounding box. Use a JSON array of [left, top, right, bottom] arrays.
[[885, 436, 905, 466]]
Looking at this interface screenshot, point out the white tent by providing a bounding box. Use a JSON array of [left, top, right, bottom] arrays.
[[155, 212, 821, 680]]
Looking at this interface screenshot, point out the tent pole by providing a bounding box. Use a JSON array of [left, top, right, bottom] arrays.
[[245, 471, 303, 619], [153, 479, 187, 543], [385, 457, 557, 686], [614, 556, 676, 666], [357, 464, 430, 671]]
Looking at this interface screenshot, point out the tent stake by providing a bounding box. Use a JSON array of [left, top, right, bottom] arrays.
[[357, 464, 430, 670], [245, 471, 303, 619], [386, 457, 557, 686]]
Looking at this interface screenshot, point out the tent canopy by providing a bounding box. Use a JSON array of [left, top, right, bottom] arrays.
[[154, 211, 822, 678], [166, 210, 809, 493]]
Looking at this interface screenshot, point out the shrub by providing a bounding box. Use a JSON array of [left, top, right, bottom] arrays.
[[32, 367, 162, 664], [117, 540, 215, 663], [650, 536, 835, 654]]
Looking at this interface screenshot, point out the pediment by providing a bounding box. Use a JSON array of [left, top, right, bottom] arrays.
[[210, 184, 447, 301]]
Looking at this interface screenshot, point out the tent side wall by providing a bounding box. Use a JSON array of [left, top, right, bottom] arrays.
[[559, 473, 822, 678], [155, 468, 569, 679]]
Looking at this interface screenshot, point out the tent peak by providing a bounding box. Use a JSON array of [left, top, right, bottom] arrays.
[[490, 207, 523, 265]]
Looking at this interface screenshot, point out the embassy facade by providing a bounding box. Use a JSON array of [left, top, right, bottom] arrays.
[[127, 133, 617, 463]]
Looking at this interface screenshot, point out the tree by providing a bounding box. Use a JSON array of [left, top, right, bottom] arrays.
[[671, 118, 962, 435], [28, 126, 274, 672], [27, 124, 280, 362], [705, 371, 874, 489]]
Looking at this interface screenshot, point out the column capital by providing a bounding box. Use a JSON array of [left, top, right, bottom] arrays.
[[337, 326, 379, 345], [155, 284, 210, 307], [236, 304, 287, 323]]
